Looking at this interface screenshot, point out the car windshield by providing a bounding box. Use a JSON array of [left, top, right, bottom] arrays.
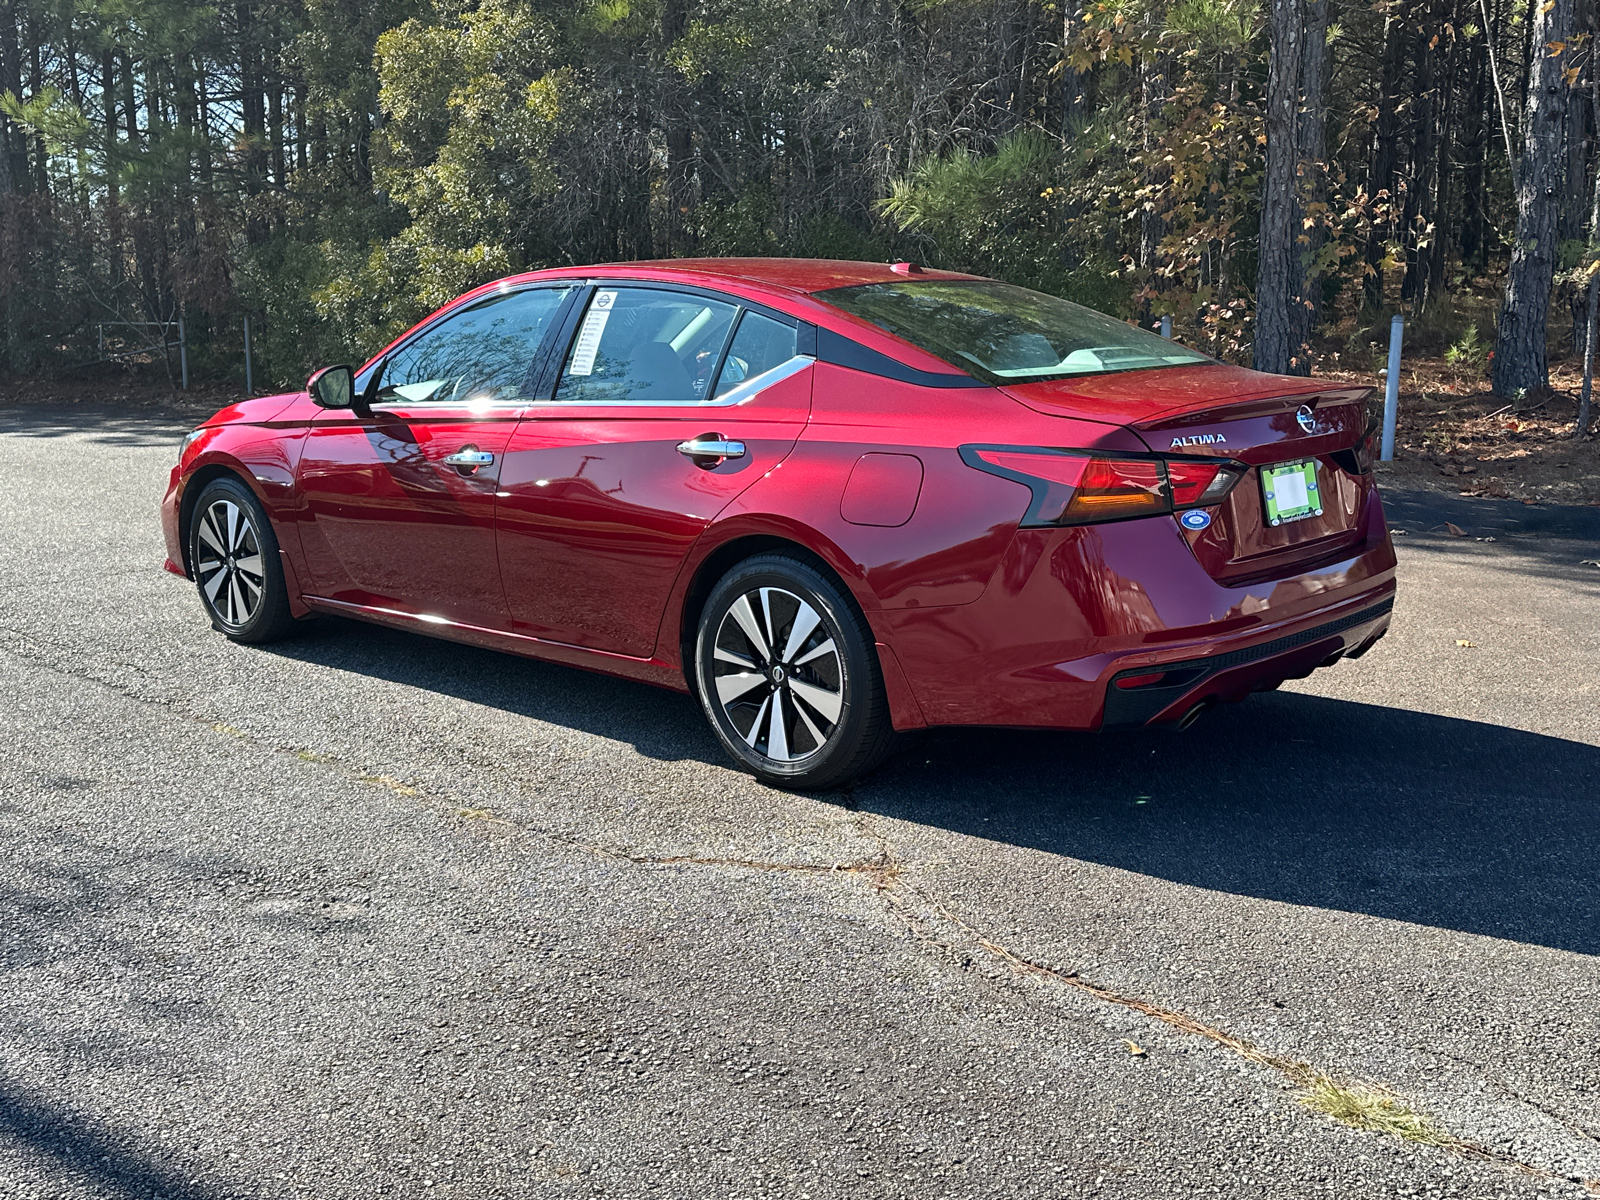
[[814, 279, 1213, 382]]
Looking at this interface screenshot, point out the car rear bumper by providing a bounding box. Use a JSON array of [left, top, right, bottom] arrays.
[[1098, 592, 1393, 730], [873, 485, 1397, 731]]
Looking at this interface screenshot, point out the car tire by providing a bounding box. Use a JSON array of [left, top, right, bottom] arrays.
[[694, 553, 895, 790], [187, 475, 298, 644]]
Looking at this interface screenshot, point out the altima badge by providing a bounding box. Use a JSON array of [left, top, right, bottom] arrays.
[[1170, 433, 1226, 449]]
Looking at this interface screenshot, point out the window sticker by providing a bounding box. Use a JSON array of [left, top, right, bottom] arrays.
[[568, 290, 616, 377]]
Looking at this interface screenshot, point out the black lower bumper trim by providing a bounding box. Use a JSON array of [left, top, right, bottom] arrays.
[[1100, 596, 1395, 731]]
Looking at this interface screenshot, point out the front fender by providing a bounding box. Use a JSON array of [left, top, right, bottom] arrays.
[[166, 416, 312, 614]]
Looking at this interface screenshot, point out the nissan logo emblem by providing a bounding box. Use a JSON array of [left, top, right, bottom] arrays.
[[1295, 405, 1317, 434]]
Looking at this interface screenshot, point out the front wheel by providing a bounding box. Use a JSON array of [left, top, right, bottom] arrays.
[[694, 554, 894, 790], [187, 476, 298, 644]]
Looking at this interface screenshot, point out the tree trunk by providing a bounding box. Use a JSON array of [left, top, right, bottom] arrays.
[[119, 52, 137, 148], [1254, 0, 1305, 374], [101, 50, 118, 208], [268, 48, 285, 188], [660, 0, 693, 255], [294, 84, 307, 176], [1559, 64, 1590, 245], [1292, 0, 1330, 350], [1401, 1, 1441, 305], [1491, 0, 1574, 396], [239, 0, 270, 244], [1364, 2, 1409, 313], [26, 11, 44, 193], [1138, 33, 1171, 298], [195, 61, 213, 188], [0, 0, 24, 194], [1060, 1, 1086, 129], [1576, 59, 1600, 439], [1459, 21, 1488, 269], [1424, 1, 1464, 307]]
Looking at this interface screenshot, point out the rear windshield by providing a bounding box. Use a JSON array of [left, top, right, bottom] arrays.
[[814, 279, 1213, 383]]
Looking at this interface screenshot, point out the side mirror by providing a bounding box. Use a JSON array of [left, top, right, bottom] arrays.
[[308, 365, 355, 410]]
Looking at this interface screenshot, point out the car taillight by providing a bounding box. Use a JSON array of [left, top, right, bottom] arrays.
[[1065, 457, 1166, 521], [961, 445, 1243, 527], [1167, 459, 1246, 507]]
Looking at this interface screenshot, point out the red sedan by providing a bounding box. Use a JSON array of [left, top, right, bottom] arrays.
[[162, 259, 1395, 788]]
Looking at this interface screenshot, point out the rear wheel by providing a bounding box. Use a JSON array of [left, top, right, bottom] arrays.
[[187, 476, 297, 644], [694, 554, 894, 790]]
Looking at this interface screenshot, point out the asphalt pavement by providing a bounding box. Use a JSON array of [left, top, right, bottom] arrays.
[[1, 404, 1597, 1200]]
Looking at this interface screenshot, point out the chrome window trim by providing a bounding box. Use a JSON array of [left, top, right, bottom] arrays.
[[519, 353, 814, 411]]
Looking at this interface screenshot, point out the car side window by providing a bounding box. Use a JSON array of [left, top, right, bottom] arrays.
[[712, 311, 800, 399], [556, 288, 738, 404], [375, 286, 572, 405]]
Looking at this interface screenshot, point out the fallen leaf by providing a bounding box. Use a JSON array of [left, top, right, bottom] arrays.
[[1122, 1039, 1147, 1057], [1581, 559, 1600, 567], [1445, 522, 1467, 537], [1388, 527, 1408, 536], [1455, 639, 1476, 648]]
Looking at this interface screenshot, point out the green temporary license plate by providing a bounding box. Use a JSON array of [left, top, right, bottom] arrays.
[[1261, 459, 1322, 526]]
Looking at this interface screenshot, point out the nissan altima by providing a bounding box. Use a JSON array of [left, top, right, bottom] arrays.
[[162, 259, 1396, 788]]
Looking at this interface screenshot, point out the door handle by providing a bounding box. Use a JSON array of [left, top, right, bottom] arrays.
[[676, 435, 746, 464], [443, 447, 495, 468]]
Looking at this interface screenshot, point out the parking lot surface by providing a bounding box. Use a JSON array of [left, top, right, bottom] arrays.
[[1, 405, 1597, 1200]]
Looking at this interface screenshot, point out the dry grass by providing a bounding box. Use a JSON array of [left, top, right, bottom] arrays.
[[1298, 1075, 1454, 1147], [359, 773, 418, 796]]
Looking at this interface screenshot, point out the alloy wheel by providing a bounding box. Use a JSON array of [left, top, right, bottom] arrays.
[[710, 586, 844, 762], [195, 498, 266, 628]]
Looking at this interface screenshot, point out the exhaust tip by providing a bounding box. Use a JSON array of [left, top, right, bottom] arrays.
[[1176, 701, 1212, 731]]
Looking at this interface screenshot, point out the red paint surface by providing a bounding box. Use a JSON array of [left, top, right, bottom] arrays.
[[840, 453, 924, 527], [496, 365, 812, 655], [160, 259, 1396, 735]]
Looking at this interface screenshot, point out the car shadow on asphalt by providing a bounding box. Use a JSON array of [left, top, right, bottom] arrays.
[[0, 1073, 227, 1200], [266, 617, 1599, 959], [1382, 485, 1600, 583], [864, 691, 1600, 958]]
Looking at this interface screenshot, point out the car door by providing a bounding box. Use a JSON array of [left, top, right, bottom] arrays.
[[296, 284, 576, 628], [496, 284, 814, 657]]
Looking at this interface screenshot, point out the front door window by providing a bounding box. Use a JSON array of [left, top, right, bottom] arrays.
[[377, 286, 572, 405]]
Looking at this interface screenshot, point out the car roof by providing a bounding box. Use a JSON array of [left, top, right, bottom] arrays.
[[522, 257, 982, 295]]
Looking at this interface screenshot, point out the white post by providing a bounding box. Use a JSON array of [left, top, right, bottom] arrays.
[[1380, 313, 1403, 462], [1160, 315, 1173, 340], [178, 316, 189, 390], [243, 317, 253, 396]]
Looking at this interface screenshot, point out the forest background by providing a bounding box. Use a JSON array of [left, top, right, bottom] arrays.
[[2, 0, 1599, 445]]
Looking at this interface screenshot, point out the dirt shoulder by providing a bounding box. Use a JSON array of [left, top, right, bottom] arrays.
[[1322, 358, 1600, 507]]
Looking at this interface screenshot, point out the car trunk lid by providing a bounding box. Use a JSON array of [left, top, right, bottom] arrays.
[[1000, 365, 1378, 583]]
